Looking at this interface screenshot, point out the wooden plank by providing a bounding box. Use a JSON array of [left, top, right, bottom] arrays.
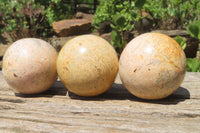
[[0, 72, 200, 132], [151, 30, 189, 37]]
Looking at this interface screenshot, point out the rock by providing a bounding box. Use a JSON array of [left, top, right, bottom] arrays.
[[98, 21, 112, 35], [135, 10, 153, 33], [101, 32, 111, 43], [75, 12, 94, 23], [141, 10, 153, 20], [45, 36, 75, 52], [52, 19, 91, 37]]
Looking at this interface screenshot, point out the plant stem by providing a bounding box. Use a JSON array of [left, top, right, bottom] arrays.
[[120, 30, 124, 47]]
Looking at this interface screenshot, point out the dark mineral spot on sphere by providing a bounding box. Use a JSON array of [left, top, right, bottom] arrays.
[[2, 38, 58, 94], [119, 33, 186, 100], [57, 34, 119, 97]]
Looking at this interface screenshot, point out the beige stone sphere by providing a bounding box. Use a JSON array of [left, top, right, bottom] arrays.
[[119, 33, 186, 100], [2, 38, 58, 94], [57, 35, 119, 97]]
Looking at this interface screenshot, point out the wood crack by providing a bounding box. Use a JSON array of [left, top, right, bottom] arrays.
[[0, 98, 25, 103]]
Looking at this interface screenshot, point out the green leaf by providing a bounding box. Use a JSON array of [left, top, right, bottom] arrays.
[[113, 14, 126, 30], [110, 24, 117, 31], [174, 36, 187, 50], [111, 30, 121, 42], [135, 0, 146, 9], [111, 30, 121, 47], [168, 7, 176, 16], [187, 23, 200, 40], [194, 21, 200, 40], [186, 58, 200, 72], [130, 11, 138, 19]]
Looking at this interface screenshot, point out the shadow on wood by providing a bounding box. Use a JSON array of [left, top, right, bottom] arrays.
[[13, 77, 190, 105], [14, 81, 190, 105], [15, 81, 68, 98], [68, 83, 190, 105]]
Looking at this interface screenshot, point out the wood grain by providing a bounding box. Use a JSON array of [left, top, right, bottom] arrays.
[[151, 30, 189, 37], [0, 71, 200, 133]]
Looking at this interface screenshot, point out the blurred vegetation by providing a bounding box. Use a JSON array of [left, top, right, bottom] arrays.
[[174, 36, 187, 50], [0, 0, 73, 41], [174, 35, 200, 72], [93, 0, 146, 51], [93, 0, 200, 51], [144, 0, 200, 29], [94, 0, 200, 30], [186, 58, 200, 72], [187, 21, 200, 40], [186, 21, 200, 72], [174, 21, 200, 72], [1, 0, 199, 41]]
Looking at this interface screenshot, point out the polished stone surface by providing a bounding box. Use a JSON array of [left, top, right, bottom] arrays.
[[119, 33, 186, 100], [57, 35, 119, 96], [2, 38, 58, 94]]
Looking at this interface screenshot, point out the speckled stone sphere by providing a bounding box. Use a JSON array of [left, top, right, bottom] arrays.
[[57, 35, 119, 97], [119, 33, 186, 100], [2, 38, 58, 94]]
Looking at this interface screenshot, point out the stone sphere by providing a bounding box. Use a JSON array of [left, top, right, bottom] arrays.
[[57, 35, 118, 97], [119, 33, 186, 100], [2, 38, 58, 94]]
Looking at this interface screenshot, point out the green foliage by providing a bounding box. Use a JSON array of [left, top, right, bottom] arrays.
[[0, 0, 36, 33], [0, 0, 73, 39], [111, 30, 122, 48], [36, 0, 73, 26], [93, 0, 146, 50], [112, 14, 127, 30], [135, 0, 146, 9], [144, 0, 200, 28], [174, 34, 200, 72], [110, 14, 133, 48], [186, 21, 200, 72], [93, 0, 139, 30], [186, 58, 200, 72], [187, 21, 200, 40], [174, 36, 187, 50], [143, 0, 165, 19]]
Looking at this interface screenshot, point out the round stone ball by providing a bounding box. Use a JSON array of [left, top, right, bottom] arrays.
[[57, 35, 119, 97], [119, 33, 186, 100], [2, 38, 58, 94]]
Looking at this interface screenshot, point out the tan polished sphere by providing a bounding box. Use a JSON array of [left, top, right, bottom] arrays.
[[57, 35, 119, 97], [2, 38, 58, 94], [119, 33, 186, 100]]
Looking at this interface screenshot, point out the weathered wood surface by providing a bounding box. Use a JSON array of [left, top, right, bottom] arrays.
[[0, 71, 200, 133], [151, 30, 189, 37]]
